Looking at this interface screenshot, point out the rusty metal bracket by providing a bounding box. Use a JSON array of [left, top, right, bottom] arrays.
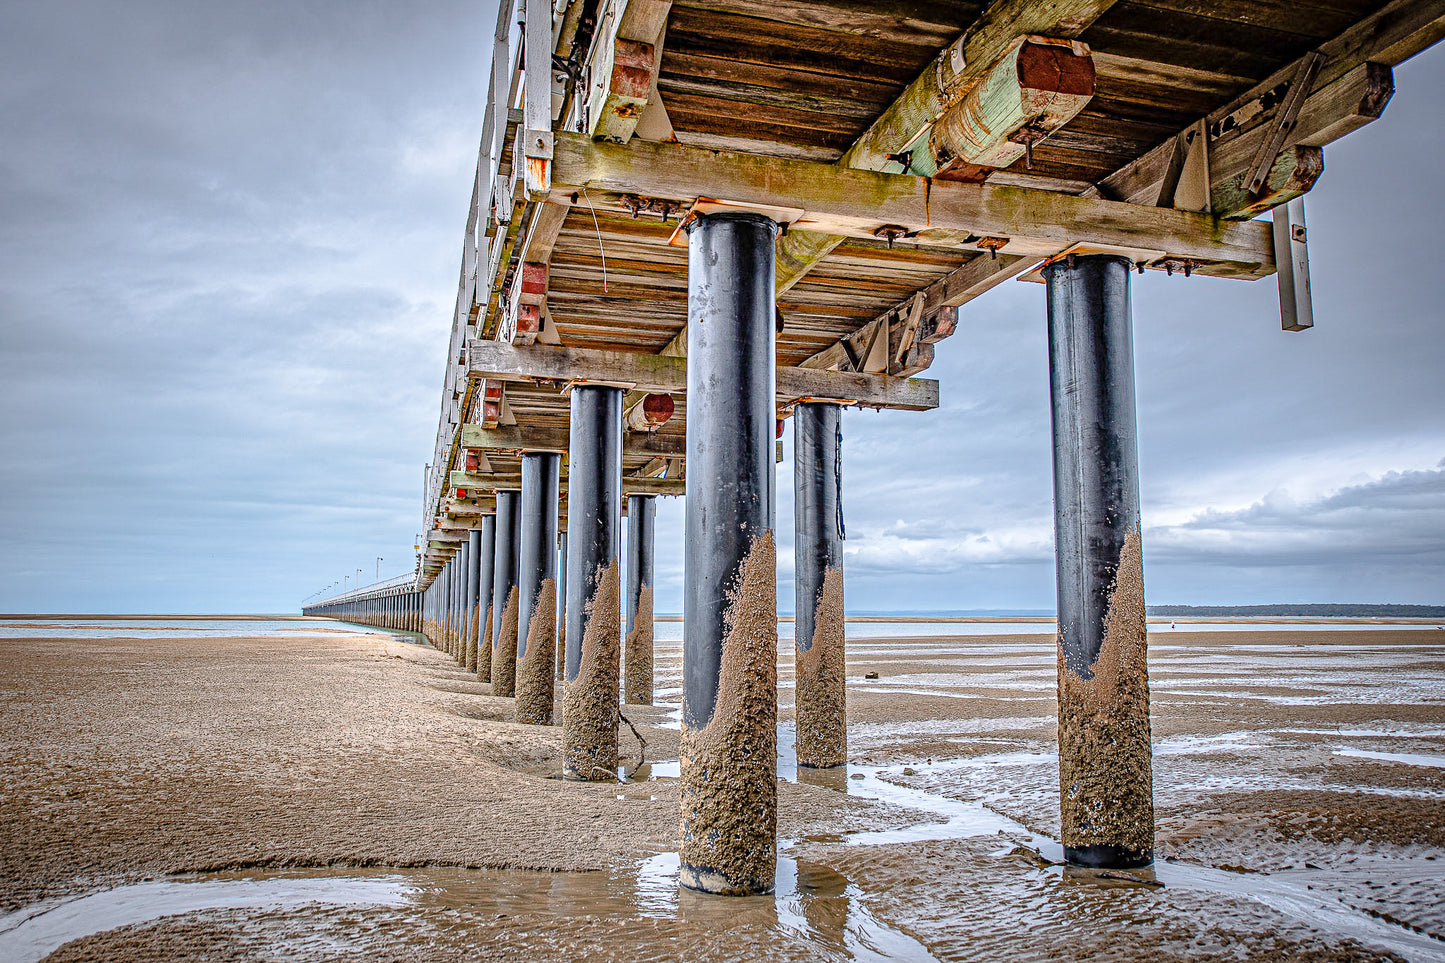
[[872, 224, 916, 249], [620, 193, 680, 222], [1007, 122, 1052, 170], [976, 236, 1010, 259]]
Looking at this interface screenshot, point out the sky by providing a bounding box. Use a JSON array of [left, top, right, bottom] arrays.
[[1, 1, 1442, 615]]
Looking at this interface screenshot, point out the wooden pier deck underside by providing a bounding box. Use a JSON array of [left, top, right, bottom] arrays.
[[418, 0, 1444, 576]]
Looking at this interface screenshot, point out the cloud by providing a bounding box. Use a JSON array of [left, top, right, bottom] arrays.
[[1148, 462, 1445, 566]]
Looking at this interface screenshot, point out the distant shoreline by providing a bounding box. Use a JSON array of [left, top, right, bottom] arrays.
[[652, 614, 1444, 625], [0, 614, 328, 621]]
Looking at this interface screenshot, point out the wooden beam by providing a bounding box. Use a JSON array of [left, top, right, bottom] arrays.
[[802, 253, 1035, 375], [659, 0, 1119, 355], [586, 1, 672, 144], [1210, 146, 1324, 221], [462, 423, 686, 457], [551, 133, 1275, 277], [521, 0, 554, 199], [1094, 0, 1435, 213], [449, 470, 685, 497], [466, 338, 941, 411], [443, 495, 498, 516], [921, 38, 1096, 178], [841, 0, 1116, 174]]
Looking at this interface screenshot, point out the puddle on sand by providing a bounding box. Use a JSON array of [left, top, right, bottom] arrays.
[[0, 860, 937, 963], [0, 874, 412, 963], [1334, 748, 1445, 769]]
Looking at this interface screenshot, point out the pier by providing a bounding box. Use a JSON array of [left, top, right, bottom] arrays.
[[303, 0, 1445, 896]]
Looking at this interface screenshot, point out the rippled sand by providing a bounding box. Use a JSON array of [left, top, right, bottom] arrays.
[[2, 624, 1442, 961]]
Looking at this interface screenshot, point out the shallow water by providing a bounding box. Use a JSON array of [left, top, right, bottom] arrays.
[[7, 622, 1444, 960], [0, 857, 938, 963], [0, 876, 413, 963], [647, 619, 1445, 642]]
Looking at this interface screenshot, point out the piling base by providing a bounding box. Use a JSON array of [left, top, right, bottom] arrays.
[[679, 533, 778, 896], [563, 562, 621, 780]]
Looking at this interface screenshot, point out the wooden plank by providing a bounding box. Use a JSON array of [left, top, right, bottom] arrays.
[[461, 424, 687, 456], [798, 252, 1033, 376], [449, 470, 686, 496], [550, 133, 1275, 275], [841, 0, 1119, 173], [465, 338, 941, 410], [1093, 0, 1434, 211], [660, 0, 1120, 355]]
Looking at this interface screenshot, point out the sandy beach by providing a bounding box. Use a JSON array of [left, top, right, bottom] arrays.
[[2, 621, 1443, 961]]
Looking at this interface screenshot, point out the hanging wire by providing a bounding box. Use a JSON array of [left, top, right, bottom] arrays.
[[580, 186, 609, 293]]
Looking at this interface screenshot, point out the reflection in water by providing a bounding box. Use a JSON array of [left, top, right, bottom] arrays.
[[798, 765, 851, 792], [0, 858, 939, 963]]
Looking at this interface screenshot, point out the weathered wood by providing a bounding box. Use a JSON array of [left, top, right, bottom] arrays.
[[462, 423, 687, 457], [550, 133, 1275, 276], [775, 229, 850, 300], [800, 251, 1036, 374], [444, 495, 499, 516], [448, 470, 686, 497], [923, 38, 1096, 177], [841, 0, 1118, 173], [660, 0, 1118, 353], [466, 338, 941, 410], [587, 1, 673, 144], [1095, 0, 1426, 213], [1210, 146, 1324, 221]]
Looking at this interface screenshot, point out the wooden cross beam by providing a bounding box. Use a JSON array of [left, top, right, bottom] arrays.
[[550, 132, 1275, 278], [1096, 0, 1443, 208], [448, 470, 685, 497], [461, 424, 686, 457], [765, 0, 1119, 300], [465, 338, 941, 411], [796, 0, 1439, 381]]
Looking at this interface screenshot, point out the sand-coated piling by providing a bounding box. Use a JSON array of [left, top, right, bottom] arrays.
[[564, 385, 623, 780], [794, 402, 847, 769], [796, 567, 846, 769], [556, 531, 567, 682], [453, 550, 466, 662], [679, 211, 779, 895], [475, 514, 496, 682], [465, 529, 481, 672], [1045, 253, 1154, 869], [494, 587, 520, 697], [478, 602, 493, 681], [625, 494, 656, 705], [679, 533, 778, 896], [516, 579, 558, 724], [491, 491, 521, 698], [515, 452, 561, 724], [564, 562, 621, 774]]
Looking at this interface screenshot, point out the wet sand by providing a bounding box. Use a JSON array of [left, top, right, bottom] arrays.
[[2, 624, 1443, 961]]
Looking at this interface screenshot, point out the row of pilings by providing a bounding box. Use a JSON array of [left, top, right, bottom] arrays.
[[304, 216, 1155, 892]]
